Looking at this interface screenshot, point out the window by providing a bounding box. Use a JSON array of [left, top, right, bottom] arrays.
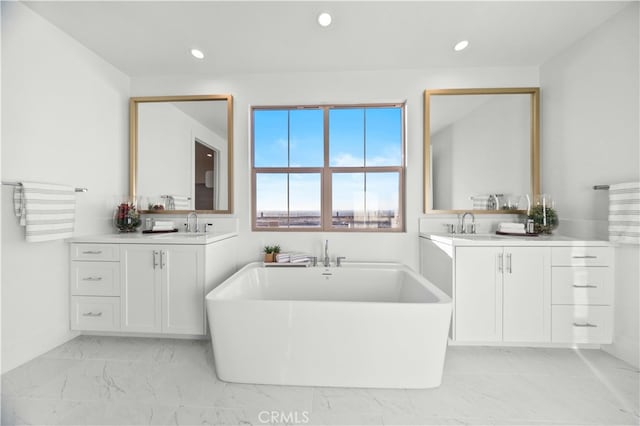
[[252, 104, 405, 231]]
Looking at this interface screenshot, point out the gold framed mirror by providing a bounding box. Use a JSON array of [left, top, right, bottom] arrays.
[[129, 94, 233, 214], [424, 87, 539, 214]]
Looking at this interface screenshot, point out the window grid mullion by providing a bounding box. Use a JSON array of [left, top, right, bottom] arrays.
[[363, 109, 367, 227], [322, 107, 331, 231], [287, 112, 290, 227]]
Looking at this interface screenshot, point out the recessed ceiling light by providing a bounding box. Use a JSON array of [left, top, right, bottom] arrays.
[[318, 12, 332, 27], [190, 48, 204, 59], [454, 40, 469, 52]]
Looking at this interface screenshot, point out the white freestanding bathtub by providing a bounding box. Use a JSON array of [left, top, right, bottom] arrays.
[[205, 262, 452, 389]]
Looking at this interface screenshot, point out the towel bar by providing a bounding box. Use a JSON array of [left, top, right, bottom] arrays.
[[2, 181, 88, 192]]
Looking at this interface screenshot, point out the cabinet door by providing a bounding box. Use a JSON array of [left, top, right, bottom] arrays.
[[503, 247, 550, 342], [161, 246, 205, 335], [455, 246, 503, 341], [121, 246, 162, 332]]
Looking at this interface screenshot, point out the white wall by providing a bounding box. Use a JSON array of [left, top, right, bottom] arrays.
[[0, 0, 4, 378], [1, 2, 130, 373], [132, 67, 539, 270], [541, 3, 639, 367]]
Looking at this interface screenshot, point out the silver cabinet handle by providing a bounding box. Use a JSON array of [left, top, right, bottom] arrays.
[[573, 284, 597, 288], [82, 250, 102, 255], [82, 312, 103, 317], [497, 253, 503, 273], [82, 277, 103, 281], [573, 322, 597, 328], [506, 253, 512, 274], [160, 250, 166, 269], [153, 250, 159, 269], [572, 255, 597, 259]]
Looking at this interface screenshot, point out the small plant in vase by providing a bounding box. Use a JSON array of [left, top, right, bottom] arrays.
[[114, 202, 141, 232], [528, 204, 558, 234], [263, 244, 281, 263]]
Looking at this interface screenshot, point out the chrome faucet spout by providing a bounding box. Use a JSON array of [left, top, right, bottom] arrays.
[[323, 239, 330, 267], [461, 212, 476, 234]]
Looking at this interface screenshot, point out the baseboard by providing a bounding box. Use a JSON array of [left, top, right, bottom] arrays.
[[448, 340, 601, 349], [603, 335, 640, 368]]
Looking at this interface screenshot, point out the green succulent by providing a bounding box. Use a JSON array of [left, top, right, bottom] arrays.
[[528, 205, 558, 234], [263, 244, 281, 254]]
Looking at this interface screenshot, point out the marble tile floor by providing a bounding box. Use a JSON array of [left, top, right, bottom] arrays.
[[1, 336, 638, 426]]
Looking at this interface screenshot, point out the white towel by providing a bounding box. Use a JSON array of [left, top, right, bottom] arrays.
[[499, 222, 525, 230], [609, 182, 640, 244], [152, 224, 175, 232], [14, 182, 76, 242], [498, 222, 525, 234], [290, 253, 312, 263], [153, 220, 174, 228], [276, 252, 311, 263], [167, 195, 190, 210]]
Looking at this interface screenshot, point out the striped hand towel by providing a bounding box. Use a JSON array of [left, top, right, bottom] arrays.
[[14, 182, 76, 242], [167, 195, 190, 210], [609, 182, 640, 244], [471, 195, 491, 210]]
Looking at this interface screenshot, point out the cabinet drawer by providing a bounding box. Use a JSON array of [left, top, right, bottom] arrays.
[[71, 262, 120, 296], [551, 247, 611, 266], [552, 267, 612, 305], [71, 244, 119, 262], [71, 296, 120, 331], [551, 305, 612, 343]]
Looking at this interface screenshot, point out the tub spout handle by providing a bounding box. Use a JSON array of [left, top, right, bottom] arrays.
[[324, 239, 330, 267], [337, 256, 346, 267]]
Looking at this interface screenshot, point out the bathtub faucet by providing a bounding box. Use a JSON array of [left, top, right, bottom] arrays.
[[323, 239, 330, 267]]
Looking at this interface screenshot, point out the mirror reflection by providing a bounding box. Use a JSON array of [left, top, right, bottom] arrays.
[[130, 95, 233, 213], [424, 88, 539, 214]]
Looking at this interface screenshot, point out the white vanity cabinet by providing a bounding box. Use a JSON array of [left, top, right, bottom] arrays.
[[455, 246, 550, 343], [70, 244, 122, 331], [420, 233, 612, 347], [69, 232, 237, 337], [550, 246, 613, 343], [121, 244, 204, 334]]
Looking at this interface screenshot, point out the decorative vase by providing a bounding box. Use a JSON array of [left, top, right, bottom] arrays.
[[529, 194, 558, 234], [114, 197, 141, 233]]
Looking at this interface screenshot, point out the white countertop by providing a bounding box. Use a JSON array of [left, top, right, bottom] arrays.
[[420, 232, 611, 247], [70, 231, 238, 245]]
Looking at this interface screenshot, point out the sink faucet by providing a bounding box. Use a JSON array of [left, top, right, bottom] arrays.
[[461, 212, 476, 234], [186, 212, 199, 233], [323, 239, 330, 267]]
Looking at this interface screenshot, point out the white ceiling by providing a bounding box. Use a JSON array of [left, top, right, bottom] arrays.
[[24, 1, 632, 77]]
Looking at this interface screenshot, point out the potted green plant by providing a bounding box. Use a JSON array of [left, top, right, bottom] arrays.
[[263, 244, 280, 263], [528, 204, 559, 234]]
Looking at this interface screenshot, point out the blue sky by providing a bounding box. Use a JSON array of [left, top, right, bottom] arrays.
[[254, 107, 401, 212]]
